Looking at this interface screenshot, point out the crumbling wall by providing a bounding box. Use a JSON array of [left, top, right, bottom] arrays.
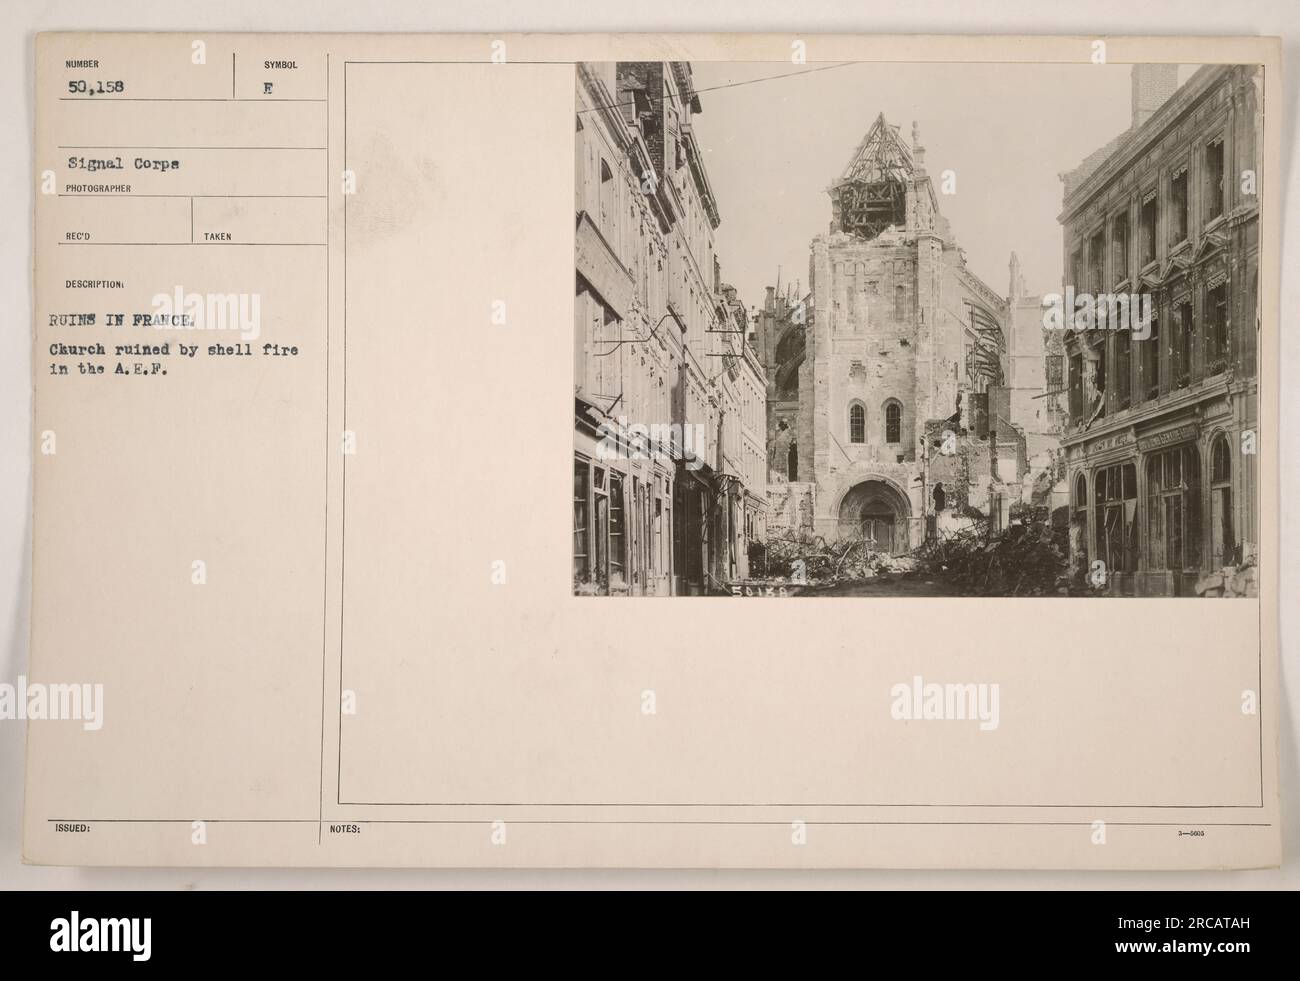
[[766, 482, 816, 536]]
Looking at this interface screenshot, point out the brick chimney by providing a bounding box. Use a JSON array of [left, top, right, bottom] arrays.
[[1131, 64, 1179, 129]]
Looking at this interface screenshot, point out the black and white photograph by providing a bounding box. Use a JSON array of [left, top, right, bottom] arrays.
[[573, 59, 1262, 597]]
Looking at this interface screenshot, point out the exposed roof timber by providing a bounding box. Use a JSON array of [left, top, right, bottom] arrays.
[[837, 112, 914, 186]]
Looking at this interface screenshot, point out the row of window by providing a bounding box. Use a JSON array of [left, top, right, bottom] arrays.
[[1066, 280, 1230, 424], [737, 368, 764, 437], [574, 456, 672, 594], [1072, 136, 1226, 291], [575, 286, 676, 436], [579, 94, 723, 383], [848, 400, 903, 445], [578, 104, 756, 482], [575, 451, 764, 595], [719, 378, 766, 489]]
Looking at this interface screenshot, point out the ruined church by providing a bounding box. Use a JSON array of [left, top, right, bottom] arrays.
[[756, 114, 1028, 552]]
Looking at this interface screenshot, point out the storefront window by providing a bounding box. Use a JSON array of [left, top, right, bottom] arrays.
[[609, 472, 626, 586], [1210, 434, 1236, 567], [1073, 473, 1089, 565], [633, 477, 646, 587], [1094, 463, 1138, 572], [573, 458, 590, 582], [593, 467, 609, 589], [1145, 444, 1201, 572]]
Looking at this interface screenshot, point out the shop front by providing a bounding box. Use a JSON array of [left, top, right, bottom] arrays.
[[1066, 397, 1253, 597], [574, 400, 676, 596]]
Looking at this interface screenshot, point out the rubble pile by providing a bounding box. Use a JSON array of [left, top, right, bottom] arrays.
[[754, 535, 912, 586], [914, 517, 1069, 596], [1193, 545, 1260, 598]]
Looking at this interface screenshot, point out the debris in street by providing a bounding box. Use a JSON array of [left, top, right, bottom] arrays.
[[1194, 545, 1260, 598], [913, 514, 1069, 596], [745, 534, 921, 588]]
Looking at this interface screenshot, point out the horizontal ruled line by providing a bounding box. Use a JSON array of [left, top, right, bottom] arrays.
[[59, 97, 326, 102], [339, 800, 1270, 808], [58, 193, 327, 199], [45, 818, 1276, 828], [59, 145, 326, 151], [56, 241, 326, 247]]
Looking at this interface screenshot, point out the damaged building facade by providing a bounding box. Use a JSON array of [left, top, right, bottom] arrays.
[[1006, 251, 1070, 514], [1058, 64, 1260, 597], [754, 284, 814, 537], [573, 61, 767, 595], [757, 114, 1035, 550]]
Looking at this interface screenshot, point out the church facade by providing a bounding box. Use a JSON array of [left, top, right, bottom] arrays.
[[758, 114, 1021, 551]]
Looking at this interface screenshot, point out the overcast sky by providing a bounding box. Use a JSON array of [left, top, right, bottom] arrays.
[[688, 61, 1195, 314]]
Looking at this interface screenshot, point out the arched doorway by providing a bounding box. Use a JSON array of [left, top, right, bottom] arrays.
[[837, 479, 911, 554]]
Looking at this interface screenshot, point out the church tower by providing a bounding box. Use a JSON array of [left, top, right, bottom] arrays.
[[775, 112, 1012, 549]]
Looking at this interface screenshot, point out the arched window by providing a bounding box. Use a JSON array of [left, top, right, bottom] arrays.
[[933, 483, 946, 513], [1211, 433, 1232, 483], [1210, 433, 1235, 566], [1146, 443, 1201, 572], [884, 401, 902, 444], [1072, 473, 1089, 564], [894, 285, 906, 320], [849, 404, 865, 444]]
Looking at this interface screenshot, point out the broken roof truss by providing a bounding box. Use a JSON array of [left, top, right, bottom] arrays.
[[831, 113, 914, 240]]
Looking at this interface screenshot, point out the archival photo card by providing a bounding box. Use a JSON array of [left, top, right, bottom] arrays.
[[25, 33, 1280, 869]]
